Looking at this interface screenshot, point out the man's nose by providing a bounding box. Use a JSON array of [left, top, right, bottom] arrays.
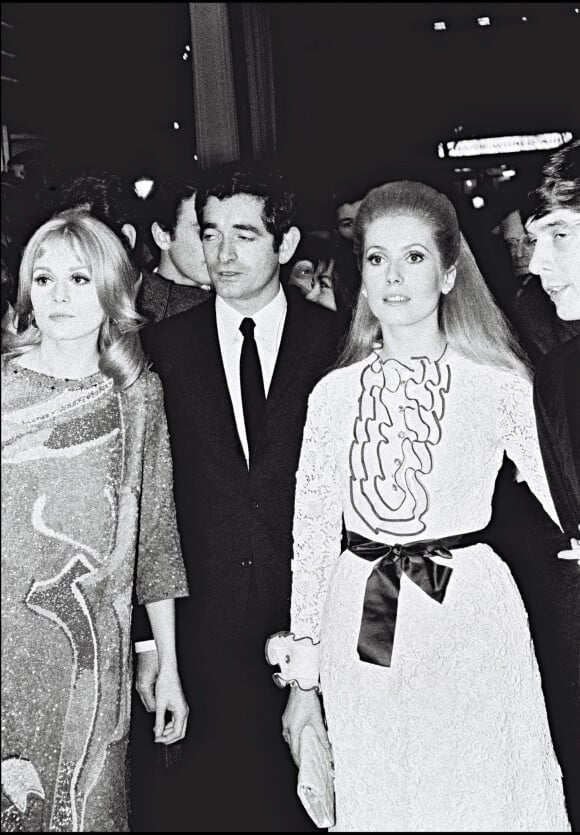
[[217, 238, 236, 262], [528, 239, 548, 277]]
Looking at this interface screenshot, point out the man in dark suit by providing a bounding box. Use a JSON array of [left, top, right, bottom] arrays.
[[131, 164, 341, 832], [524, 139, 580, 829]]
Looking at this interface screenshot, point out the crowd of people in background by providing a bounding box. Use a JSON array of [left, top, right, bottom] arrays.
[[1, 140, 579, 833]]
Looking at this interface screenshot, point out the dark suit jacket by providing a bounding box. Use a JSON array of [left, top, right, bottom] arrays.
[[534, 333, 580, 538], [137, 287, 341, 702], [136, 269, 213, 324], [533, 333, 580, 830]]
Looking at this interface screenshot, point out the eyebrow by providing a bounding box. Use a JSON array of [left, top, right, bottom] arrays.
[[202, 222, 262, 235], [32, 262, 90, 270]]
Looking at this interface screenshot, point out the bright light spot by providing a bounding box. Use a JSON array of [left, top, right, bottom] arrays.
[[173, 121, 180, 130], [501, 168, 517, 179], [477, 16, 491, 26], [437, 143, 445, 159], [472, 196, 485, 209], [465, 179, 476, 189], [134, 177, 155, 200], [182, 53, 189, 61], [521, 16, 528, 22], [445, 131, 574, 157], [185, 44, 191, 52], [193, 154, 198, 161], [433, 21, 446, 31]]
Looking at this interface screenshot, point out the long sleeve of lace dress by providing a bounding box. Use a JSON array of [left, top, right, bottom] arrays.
[[291, 379, 345, 675], [498, 371, 560, 528], [267, 378, 344, 689]]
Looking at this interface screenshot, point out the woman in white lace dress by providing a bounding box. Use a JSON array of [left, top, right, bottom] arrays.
[[267, 181, 570, 831]]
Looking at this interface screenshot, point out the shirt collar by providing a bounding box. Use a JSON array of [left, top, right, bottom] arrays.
[[215, 285, 287, 347]]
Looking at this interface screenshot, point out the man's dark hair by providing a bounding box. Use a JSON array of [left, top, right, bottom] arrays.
[[195, 162, 296, 251], [526, 139, 580, 222], [146, 180, 197, 237]]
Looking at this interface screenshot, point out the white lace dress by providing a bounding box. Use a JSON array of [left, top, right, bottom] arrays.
[[284, 347, 570, 832]]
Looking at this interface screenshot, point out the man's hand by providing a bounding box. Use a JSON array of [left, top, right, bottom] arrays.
[[135, 649, 159, 713]]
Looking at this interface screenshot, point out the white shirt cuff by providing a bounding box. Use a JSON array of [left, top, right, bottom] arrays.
[[134, 639, 157, 653]]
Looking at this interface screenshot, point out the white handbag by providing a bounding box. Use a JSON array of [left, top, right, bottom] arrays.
[[297, 724, 336, 829]]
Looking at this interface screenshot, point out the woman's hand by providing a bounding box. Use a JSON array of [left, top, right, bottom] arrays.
[[282, 686, 330, 767], [153, 665, 189, 745]]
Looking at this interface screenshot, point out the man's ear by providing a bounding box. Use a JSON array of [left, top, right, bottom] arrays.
[[278, 226, 301, 265], [441, 264, 457, 295], [121, 223, 137, 250], [151, 221, 171, 251]]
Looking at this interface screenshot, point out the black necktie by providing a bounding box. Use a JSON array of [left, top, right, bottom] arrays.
[[239, 317, 266, 462]]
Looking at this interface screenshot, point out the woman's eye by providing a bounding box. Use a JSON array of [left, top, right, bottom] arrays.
[[32, 274, 51, 286], [367, 253, 383, 266], [407, 252, 424, 264], [71, 273, 90, 285]]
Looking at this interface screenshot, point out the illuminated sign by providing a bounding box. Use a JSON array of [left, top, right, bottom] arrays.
[[437, 132, 573, 159]]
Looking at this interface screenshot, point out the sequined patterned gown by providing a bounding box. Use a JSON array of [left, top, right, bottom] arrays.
[[290, 347, 570, 832], [1, 360, 188, 832]]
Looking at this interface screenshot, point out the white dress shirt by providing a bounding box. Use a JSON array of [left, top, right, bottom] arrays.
[[216, 286, 287, 465], [134, 286, 288, 654]]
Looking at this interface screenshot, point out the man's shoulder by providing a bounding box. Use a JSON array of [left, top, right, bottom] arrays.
[[142, 297, 213, 339], [286, 287, 343, 343], [536, 333, 580, 385], [140, 298, 215, 371]]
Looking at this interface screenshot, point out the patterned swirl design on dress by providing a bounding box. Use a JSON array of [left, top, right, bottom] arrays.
[[349, 351, 451, 537], [26, 552, 98, 832]]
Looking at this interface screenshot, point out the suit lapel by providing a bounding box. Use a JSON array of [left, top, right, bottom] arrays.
[[185, 300, 247, 465], [266, 289, 312, 417]]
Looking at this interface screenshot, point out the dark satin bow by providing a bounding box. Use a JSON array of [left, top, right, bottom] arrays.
[[347, 529, 480, 667]]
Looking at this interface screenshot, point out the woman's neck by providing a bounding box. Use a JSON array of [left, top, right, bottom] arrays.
[[378, 321, 446, 363], [17, 337, 101, 379]]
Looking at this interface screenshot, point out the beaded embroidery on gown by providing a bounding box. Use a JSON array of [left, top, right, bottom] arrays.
[[289, 347, 570, 832], [1, 360, 188, 832]]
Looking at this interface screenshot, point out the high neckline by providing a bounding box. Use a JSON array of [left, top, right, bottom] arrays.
[[373, 342, 449, 366], [4, 357, 108, 391]]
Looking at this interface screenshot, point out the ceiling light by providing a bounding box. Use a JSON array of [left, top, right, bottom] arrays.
[[173, 121, 180, 130], [433, 21, 446, 31], [134, 177, 154, 200], [472, 196, 485, 209], [477, 16, 491, 26]]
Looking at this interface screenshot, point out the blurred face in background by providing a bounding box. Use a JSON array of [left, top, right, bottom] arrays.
[[498, 210, 534, 278], [304, 260, 337, 311], [336, 200, 362, 241], [288, 258, 338, 311], [162, 194, 212, 287], [288, 259, 316, 295], [526, 208, 580, 321]]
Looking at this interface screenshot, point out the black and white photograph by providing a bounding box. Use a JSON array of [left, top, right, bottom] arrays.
[[1, 3, 579, 832]]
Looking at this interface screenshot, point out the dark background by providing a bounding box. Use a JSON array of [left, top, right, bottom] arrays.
[[2, 3, 579, 200]]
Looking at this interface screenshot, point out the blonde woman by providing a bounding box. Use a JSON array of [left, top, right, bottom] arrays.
[[1, 214, 189, 832], [268, 181, 570, 831]]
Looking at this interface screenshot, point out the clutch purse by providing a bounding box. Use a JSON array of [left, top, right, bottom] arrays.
[[297, 724, 335, 829]]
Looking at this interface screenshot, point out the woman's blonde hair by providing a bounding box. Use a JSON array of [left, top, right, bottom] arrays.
[[2, 212, 146, 390], [338, 180, 530, 376]]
